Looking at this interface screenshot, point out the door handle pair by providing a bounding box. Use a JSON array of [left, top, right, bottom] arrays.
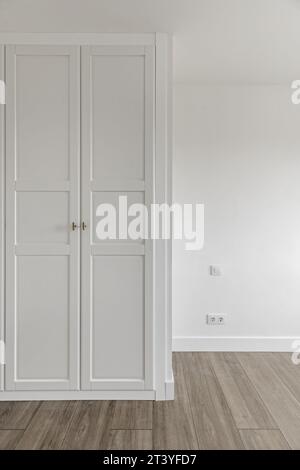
[[72, 222, 87, 231]]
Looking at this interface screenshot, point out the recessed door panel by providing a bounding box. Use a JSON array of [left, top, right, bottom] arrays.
[[16, 54, 70, 181], [81, 45, 154, 390], [92, 256, 144, 380], [92, 191, 144, 245], [17, 191, 70, 244], [92, 54, 145, 181], [17, 256, 69, 380], [5, 45, 80, 391]]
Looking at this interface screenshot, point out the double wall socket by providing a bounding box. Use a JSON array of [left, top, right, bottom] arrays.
[[207, 314, 226, 325]]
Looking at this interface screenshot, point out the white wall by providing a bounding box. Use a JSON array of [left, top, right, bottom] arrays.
[[173, 83, 300, 350]]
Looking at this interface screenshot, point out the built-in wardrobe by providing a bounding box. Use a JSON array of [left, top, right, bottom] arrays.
[[0, 33, 173, 401]]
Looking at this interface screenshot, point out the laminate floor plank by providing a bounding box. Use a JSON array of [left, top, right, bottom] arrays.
[[263, 352, 300, 402], [0, 401, 41, 430], [153, 352, 198, 449], [181, 353, 244, 449], [107, 430, 152, 450], [240, 429, 290, 450], [238, 353, 300, 449], [111, 401, 152, 430], [61, 400, 114, 449], [209, 352, 276, 429], [2, 353, 300, 450], [0, 430, 23, 450], [15, 401, 77, 450]]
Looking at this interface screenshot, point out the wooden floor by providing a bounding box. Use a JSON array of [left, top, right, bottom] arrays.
[[0, 353, 299, 450]]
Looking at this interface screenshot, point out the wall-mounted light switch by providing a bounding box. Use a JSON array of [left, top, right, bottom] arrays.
[[210, 265, 222, 276]]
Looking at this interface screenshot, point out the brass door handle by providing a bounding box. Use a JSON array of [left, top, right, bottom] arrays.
[[82, 222, 87, 231], [72, 222, 79, 231]]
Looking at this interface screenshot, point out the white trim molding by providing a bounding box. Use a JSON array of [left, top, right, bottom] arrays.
[[173, 336, 300, 352], [0, 390, 156, 402], [154, 33, 173, 401], [0, 45, 4, 392], [165, 373, 175, 401], [0, 33, 155, 46]]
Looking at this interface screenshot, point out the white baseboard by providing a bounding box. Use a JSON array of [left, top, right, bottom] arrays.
[[0, 390, 156, 401], [173, 336, 300, 352], [164, 373, 175, 401]]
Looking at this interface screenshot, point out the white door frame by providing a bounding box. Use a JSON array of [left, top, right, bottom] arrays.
[[0, 33, 173, 401], [0, 45, 4, 392]]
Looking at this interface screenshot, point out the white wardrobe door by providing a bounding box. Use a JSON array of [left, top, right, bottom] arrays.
[[0, 46, 4, 391], [81, 45, 154, 390], [5, 45, 80, 390]]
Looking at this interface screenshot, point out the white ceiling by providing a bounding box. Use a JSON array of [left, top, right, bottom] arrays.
[[1, 0, 300, 84]]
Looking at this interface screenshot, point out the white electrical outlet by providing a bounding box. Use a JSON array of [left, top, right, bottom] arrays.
[[207, 314, 226, 325]]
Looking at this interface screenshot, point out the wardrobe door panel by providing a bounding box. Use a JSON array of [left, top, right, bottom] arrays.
[[16, 54, 70, 181], [5, 45, 80, 391], [92, 256, 144, 380], [92, 53, 145, 181], [81, 45, 154, 390], [92, 191, 144, 245], [17, 191, 69, 244], [17, 256, 69, 380]]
